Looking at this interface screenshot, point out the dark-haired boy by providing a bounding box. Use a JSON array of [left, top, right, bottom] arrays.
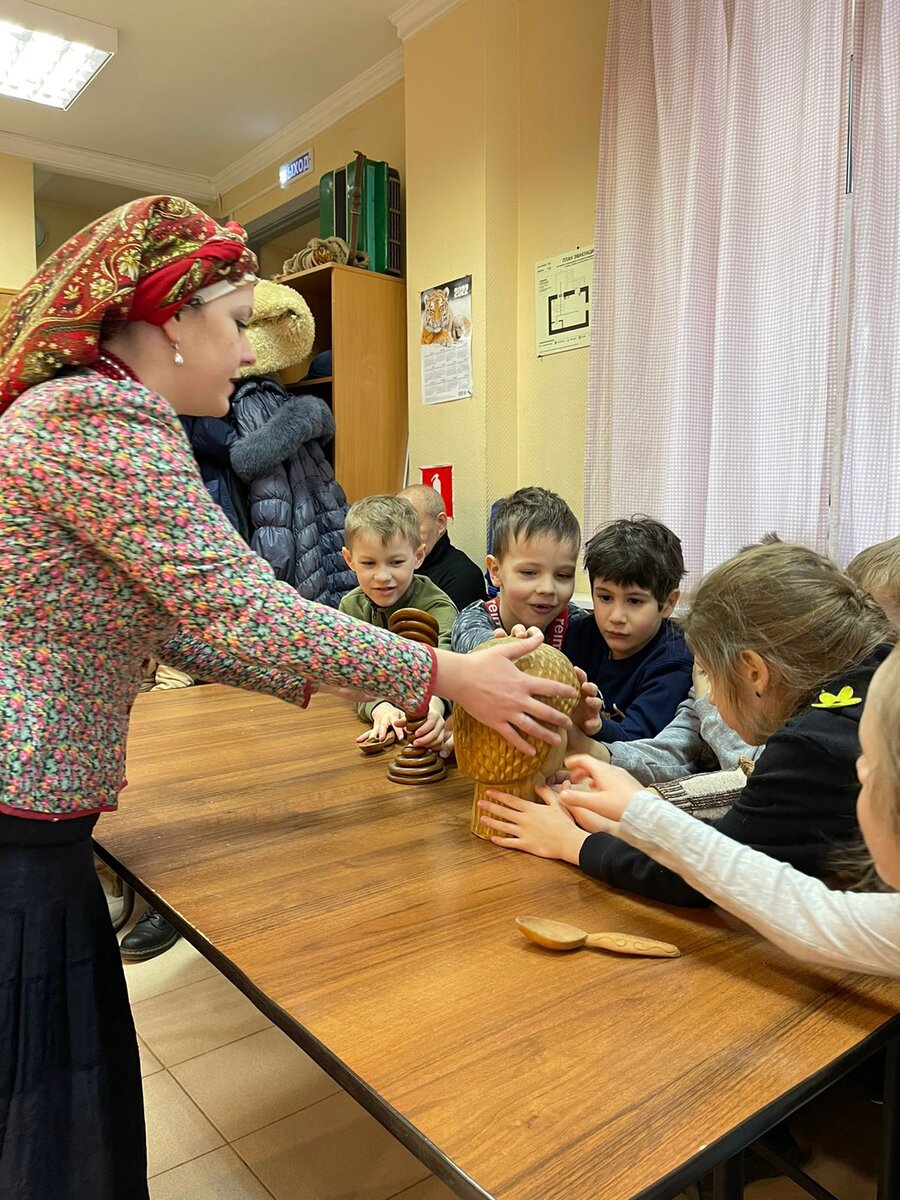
[[451, 487, 591, 653], [564, 517, 693, 742]]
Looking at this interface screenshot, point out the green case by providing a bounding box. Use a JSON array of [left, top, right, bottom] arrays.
[[318, 159, 402, 276]]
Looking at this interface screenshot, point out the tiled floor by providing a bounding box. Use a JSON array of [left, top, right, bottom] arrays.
[[120, 905, 882, 1200], [120, 905, 456, 1200]]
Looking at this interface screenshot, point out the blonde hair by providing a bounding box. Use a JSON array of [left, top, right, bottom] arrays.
[[344, 495, 421, 552], [684, 542, 892, 724], [847, 537, 900, 602], [869, 642, 900, 837]]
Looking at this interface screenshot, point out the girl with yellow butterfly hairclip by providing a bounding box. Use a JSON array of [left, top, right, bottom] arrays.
[[557, 543, 900, 976]]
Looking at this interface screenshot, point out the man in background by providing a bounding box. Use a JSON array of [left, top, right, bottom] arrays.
[[398, 484, 487, 612]]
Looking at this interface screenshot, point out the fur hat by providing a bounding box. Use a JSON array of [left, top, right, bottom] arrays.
[[242, 279, 315, 377]]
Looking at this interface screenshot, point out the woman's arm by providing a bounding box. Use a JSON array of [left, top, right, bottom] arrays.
[[25, 379, 572, 752], [154, 629, 311, 705]]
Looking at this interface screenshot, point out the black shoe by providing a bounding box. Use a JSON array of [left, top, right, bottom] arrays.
[[120, 909, 180, 961]]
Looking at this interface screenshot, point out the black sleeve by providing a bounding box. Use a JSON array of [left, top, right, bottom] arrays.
[[578, 831, 714, 907], [579, 725, 860, 907], [454, 558, 489, 607]]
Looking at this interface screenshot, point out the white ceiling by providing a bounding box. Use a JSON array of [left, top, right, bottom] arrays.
[[0, 0, 421, 203]]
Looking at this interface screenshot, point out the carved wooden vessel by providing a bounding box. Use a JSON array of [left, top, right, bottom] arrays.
[[454, 637, 579, 838]]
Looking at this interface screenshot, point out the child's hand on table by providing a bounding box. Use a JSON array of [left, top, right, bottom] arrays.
[[476, 781, 588, 863], [357, 702, 407, 745]]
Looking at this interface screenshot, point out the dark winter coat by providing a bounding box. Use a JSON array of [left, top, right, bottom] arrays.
[[230, 379, 355, 607], [179, 415, 250, 540]]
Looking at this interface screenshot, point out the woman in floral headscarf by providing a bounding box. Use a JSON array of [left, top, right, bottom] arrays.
[[0, 196, 573, 1199]]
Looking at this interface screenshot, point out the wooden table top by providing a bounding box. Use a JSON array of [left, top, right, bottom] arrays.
[[95, 685, 900, 1200]]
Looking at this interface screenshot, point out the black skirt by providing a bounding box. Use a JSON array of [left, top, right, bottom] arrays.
[[0, 813, 148, 1200]]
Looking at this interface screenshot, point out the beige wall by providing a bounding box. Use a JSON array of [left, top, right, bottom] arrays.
[[258, 216, 320, 279], [517, 0, 607, 554], [404, 0, 609, 573], [35, 199, 107, 262], [405, 0, 520, 564], [0, 154, 36, 290], [221, 81, 406, 228]]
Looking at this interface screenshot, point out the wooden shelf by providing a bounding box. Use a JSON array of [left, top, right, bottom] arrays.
[[279, 263, 407, 503]]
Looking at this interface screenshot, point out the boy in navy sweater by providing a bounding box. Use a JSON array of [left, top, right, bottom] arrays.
[[563, 517, 693, 741]]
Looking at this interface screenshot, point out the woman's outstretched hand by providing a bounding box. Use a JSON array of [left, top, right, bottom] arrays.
[[434, 632, 575, 757]]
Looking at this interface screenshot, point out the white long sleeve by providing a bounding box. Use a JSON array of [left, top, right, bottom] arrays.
[[617, 792, 900, 976]]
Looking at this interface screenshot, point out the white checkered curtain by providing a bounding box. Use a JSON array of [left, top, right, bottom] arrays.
[[835, 0, 900, 564], [586, 0, 852, 590]]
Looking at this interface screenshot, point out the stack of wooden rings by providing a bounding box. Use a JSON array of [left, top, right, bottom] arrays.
[[385, 608, 447, 785]]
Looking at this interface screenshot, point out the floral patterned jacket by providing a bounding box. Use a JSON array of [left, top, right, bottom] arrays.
[[0, 374, 435, 818]]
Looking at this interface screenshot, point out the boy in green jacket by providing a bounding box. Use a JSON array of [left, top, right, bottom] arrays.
[[340, 494, 458, 748]]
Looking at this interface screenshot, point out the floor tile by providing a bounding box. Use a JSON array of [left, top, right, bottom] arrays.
[[123, 931, 217, 1004], [390, 1177, 460, 1200], [172, 1025, 341, 1142], [138, 1037, 163, 1078], [149, 1145, 274, 1200], [232, 1090, 430, 1200], [143, 1071, 224, 1178], [133, 972, 269, 1067]]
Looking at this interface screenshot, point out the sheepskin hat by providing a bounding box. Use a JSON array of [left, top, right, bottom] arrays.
[[241, 279, 315, 377]]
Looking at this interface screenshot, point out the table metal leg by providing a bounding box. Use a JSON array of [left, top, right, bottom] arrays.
[[752, 1140, 837, 1200], [712, 1151, 744, 1200], [877, 1032, 900, 1200]]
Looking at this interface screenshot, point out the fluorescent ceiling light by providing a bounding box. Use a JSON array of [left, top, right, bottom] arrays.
[[0, 0, 116, 109]]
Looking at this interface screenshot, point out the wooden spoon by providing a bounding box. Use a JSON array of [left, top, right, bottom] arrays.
[[515, 916, 680, 958]]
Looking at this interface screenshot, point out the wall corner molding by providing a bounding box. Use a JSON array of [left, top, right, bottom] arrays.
[[390, 0, 464, 41], [0, 129, 216, 203]]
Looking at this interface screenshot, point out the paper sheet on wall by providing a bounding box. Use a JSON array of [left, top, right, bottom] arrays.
[[420, 275, 473, 404], [534, 247, 594, 356]]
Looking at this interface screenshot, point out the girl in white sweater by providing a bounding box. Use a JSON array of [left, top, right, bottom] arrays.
[[559, 635, 900, 977]]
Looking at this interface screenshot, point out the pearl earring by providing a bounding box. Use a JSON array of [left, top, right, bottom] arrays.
[[173, 344, 184, 366]]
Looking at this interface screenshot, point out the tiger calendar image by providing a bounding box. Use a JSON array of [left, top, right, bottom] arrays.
[[420, 274, 473, 405]]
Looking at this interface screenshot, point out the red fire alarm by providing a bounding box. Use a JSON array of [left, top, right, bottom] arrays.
[[420, 465, 453, 517]]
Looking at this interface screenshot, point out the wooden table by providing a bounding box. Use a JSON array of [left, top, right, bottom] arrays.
[[94, 686, 900, 1200]]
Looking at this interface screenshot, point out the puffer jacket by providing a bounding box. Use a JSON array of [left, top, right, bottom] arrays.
[[179, 414, 250, 541], [230, 379, 355, 607]]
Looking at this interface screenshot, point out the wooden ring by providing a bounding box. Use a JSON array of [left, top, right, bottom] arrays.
[[389, 608, 440, 634]]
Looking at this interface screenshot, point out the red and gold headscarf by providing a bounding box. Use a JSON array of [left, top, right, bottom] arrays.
[[0, 195, 257, 415]]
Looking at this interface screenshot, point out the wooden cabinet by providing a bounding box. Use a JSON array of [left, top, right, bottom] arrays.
[[278, 262, 407, 504]]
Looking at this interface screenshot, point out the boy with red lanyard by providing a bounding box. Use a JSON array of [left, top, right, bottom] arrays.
[[451, 486, 590, 654]]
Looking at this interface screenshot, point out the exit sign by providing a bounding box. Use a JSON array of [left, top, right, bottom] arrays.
[[279, 149, 313, 189]]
